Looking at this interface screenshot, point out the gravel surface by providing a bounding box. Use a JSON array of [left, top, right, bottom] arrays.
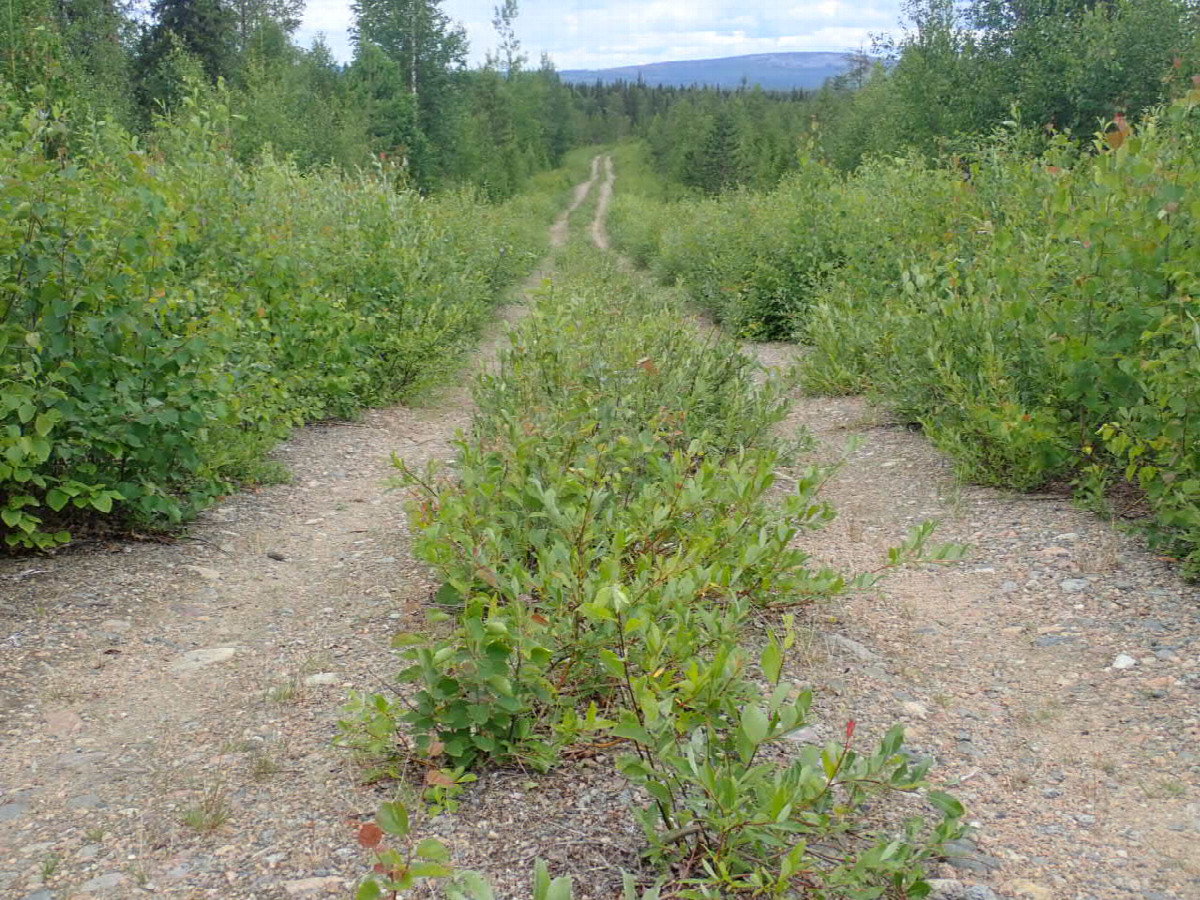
[[750, 341, 1200, 900], [0, 164, 619, 900], [2, 158, 1198, 900]]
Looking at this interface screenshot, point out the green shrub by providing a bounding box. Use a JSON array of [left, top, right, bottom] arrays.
[[613, 93, 1200, 575], [610, 144, 841, 340], [0, 82, 566, 549], [341, 248, 964, 896]]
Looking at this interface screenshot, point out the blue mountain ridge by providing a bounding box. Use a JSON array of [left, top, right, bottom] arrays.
[[559, 51, 862, 91]]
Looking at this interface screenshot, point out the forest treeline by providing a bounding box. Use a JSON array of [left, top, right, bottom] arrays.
[[10, 0, 1195, 198], [0, 0, 812, 196]]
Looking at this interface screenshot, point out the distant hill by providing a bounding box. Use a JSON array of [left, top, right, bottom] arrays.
[[559, 52, 863, 92]]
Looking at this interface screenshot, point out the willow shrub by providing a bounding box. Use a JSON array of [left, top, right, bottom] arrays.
[[345, 250, 964, 898], [612, 93, 1200, 575], [610, 146, 841, 341], [0, 83, 563, 549]]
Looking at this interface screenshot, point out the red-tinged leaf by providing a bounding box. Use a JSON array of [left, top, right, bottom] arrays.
[[845, 719, 856, 741], [373, 863, 387, 874], [531, 613, 549, 626], [425, 769, 456, 787], [358, 822, 385, 848], [427, 740, 445, 757], [474, 565, 500, 590]]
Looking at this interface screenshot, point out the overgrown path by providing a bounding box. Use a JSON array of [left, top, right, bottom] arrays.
[[593, 162, 1200, 898], [2, 155, 1198, 900], [0, 161, 610, 900]]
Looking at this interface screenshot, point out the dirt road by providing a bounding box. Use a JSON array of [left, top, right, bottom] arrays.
[[2, 154, 1198, 900]]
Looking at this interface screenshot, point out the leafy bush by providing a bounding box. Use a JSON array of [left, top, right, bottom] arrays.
[[611, 149, 840, 341], [612, 89, 1200, 576], [0, 82, 569, 549], [341, 248, 964, 897]]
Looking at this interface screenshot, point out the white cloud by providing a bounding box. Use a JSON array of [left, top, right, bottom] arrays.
[[294, 0, 905, 68]]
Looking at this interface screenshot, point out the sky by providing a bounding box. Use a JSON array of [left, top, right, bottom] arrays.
[[295, 0, 906, 70]]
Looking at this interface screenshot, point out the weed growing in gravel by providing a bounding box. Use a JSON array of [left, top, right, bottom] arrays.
[[345, 250, 965, 897], [1142, 777, 1187, 799], [265, 679, 303, 704], [40, 854, 61, 879], [180, 784, 231, 833], [250, 753, 284, 781]]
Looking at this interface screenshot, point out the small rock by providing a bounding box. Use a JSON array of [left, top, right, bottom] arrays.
[[943, 839, 1002, 874], [965, 887, 999, 900], [900, 701, 929, 720], [825, 634, 880, 663], [99, 619, 132, 634], [1034, 635, 1076, 647], [1000, 580, 1020, 594], [1060, 578, 1089, 592], [283, 876, 344, 895], [267, 551, 286, 562], [182, 565, 222, 581], [783, 726, 821, 744], [1003, 879, 1054, 900], [65, 794, 104, 810], [171, 647, 237, 673], [77, 843, 102, 860], [0, 802, 29, 823], [22, 891, 55, 900], [44, 709, 84, 737], [927, 879, 967, 900], [303, 673, 338, 687], [1112, 653, 1138, 670], [77, 872, 125, 893]]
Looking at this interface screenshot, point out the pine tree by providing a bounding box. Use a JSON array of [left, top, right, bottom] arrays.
[[140, 0, 238, 84]]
